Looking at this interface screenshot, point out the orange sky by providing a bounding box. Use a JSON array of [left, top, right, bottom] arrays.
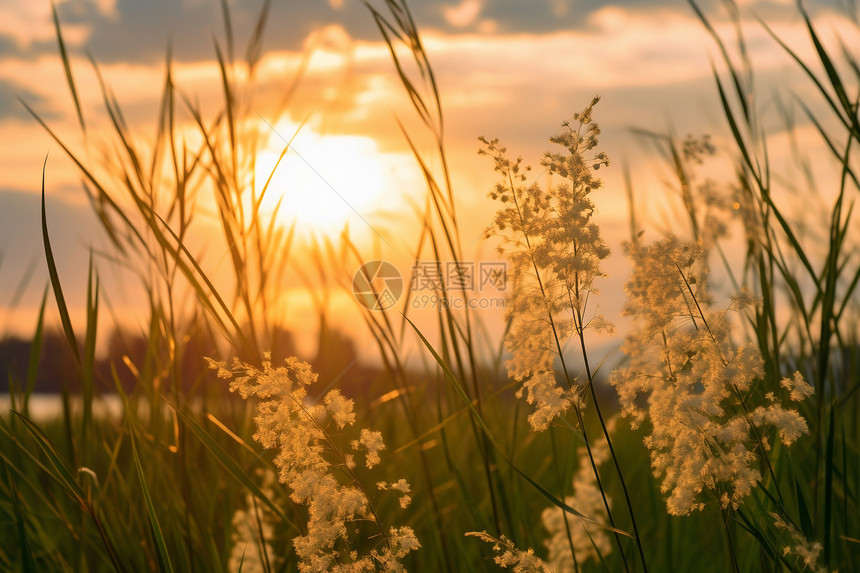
[[0, 0, 855, 360]]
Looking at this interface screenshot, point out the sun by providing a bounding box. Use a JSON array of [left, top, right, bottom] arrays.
[[254, 120, 391, 237]]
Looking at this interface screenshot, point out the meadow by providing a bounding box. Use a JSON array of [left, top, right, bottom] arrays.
[[1, 0, 859, 571]]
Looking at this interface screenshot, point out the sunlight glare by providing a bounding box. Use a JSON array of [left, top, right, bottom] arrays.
[[255, 121, 392, 237]]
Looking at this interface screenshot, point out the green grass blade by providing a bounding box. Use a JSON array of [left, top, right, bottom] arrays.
[[23, 286, 49, 416], [688, 0, 750, 122], [146, 209, 251, 353], [213, 41, 238, 183], [802, 10, 855, 131], [796, 99, 860, 191], [824, 409, 836, 567], [4, 256, 39, 318], [21, 99, 148, 252], [5, 467, 38, 573], [51, 1, 85, 133], [81, 252, 99, 465], [405, 315, 633, 539], [734, 508, 788, 567], [219, 0, 234, 62], [130, 425, 175, 573], [759, 17, 847, 131], [244, 0, 272, 71], [40, 156, 80, 366], [0, 438, 72, 522], [170, 404, 297, 529], [795, 479, 815, 541], [9, 411, 86, 506]]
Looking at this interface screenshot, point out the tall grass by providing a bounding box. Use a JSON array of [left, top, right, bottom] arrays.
[[1, 0, 859, 571]]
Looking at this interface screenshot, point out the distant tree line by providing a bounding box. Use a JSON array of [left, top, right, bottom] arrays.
[[0, 319, 363, 397]]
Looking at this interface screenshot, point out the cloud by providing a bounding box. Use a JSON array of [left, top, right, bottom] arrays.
[[2, 0, 847, 150], [7, 0, 843, 64], [0, 79, 59, 121], [0, 0, 852, 351], [443, 0, 484, 28], [56, 0, 385, 64], [0, 0, 850, 191]]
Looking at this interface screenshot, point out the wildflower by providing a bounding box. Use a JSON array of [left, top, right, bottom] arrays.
[[378, 479, 412, 509], [516, 370, 580, 432], [208, 355, 419, 571], [609, 237, 813, 515], [466, 531, 554, 572], [228, 491, 275, 573], [729, 286, 763, 311], [696, 177, 736, 247], [371, 527, 421, 572], [325, 390, 356, 428], [749, 405, 808, 446], [667, 134, 738, 249], [353, 429, 386, 468], [781, 371, 815, 402], [771, 513, 827, 572], [542, 420, 615, 568], [732, 181, 766, 253], [482, 97, 611, 431]]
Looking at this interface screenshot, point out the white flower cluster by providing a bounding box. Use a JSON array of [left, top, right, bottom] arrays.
[[542, 420, 615, 568], [771, 513, 827, 572], [609, 237, 813, 515], [228, 490, 275, 573], [466, 531, 554, 572], [482, 97, 612, 432], [377, 479, 412, 510], [208, 353, 419, 572]]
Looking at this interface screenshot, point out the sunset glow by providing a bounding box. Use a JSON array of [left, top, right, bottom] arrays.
[[254, 120, 416, 237], [2, 1, 860, 570]]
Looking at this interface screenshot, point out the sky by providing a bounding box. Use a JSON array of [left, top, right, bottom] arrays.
[[0, 0, 855, 360]]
